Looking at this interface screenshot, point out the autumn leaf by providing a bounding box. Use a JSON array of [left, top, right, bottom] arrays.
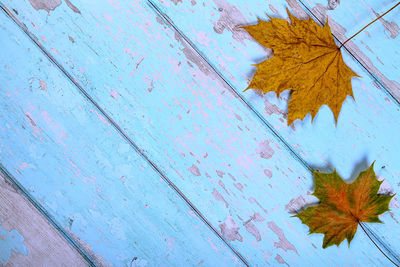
[[242, 9, 359, 125], [295, 163, 393, 248]]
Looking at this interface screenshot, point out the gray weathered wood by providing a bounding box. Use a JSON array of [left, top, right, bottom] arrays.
[[0, 171, 88, 267]]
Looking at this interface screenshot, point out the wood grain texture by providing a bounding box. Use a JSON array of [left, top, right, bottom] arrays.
[[151, 0, 400, 259], [0, 11, 243, 266], [0, 171, 88, 267], [300, 0, 400, 100], [1, 0, 397, 265]]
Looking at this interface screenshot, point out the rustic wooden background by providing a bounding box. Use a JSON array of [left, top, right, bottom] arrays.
[[0, 0, 399, 265]]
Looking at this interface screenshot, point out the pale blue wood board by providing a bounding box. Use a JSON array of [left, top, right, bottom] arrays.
[[151, 0, 400, 258], [0, 12, 244, 266], [302, 0, 400, 97], [0, 0, 397, 265]]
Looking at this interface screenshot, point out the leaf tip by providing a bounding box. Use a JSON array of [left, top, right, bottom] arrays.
[[290, 213, 300, 219]]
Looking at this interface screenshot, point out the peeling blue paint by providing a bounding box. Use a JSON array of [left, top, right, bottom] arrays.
[[0, 224, 28, 264]]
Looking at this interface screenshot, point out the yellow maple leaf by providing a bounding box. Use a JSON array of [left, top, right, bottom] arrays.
[[295, 163, 393, 248], [242, 9, 359, 125]]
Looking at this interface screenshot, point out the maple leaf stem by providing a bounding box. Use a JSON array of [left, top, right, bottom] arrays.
[[358, 221, 399, 266], [339, 2, 400, 49]]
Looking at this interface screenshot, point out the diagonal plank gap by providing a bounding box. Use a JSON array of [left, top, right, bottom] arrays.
[[146, 0, 400, 264], [0, 164, 97, 267], [297, 0, 400, 106], [146, 0, 312, 172], [0, 4, 249, 266], [361, 222, 400, 264]]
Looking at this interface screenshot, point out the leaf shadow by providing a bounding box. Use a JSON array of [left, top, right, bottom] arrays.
[[287, 163, 333, 215], [243, 53, 273, 80], [347, 156, 370, 183]]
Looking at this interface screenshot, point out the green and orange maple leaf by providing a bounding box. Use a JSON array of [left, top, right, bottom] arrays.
[[242, 9, 359, 125], [295, 163, 393, 248]]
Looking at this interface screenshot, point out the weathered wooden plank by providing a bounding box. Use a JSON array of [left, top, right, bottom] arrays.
[[0, 171, 88, 266], [149, 0, 400, 259], [0, 12, 244, 266], [300, 0, 400, 100], [1, 0, 397, 265]]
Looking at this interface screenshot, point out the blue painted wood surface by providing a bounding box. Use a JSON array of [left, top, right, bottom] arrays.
[[0, 0, 399, 265], [0, 11, 243, 266], [152, 0, 400, 259]]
